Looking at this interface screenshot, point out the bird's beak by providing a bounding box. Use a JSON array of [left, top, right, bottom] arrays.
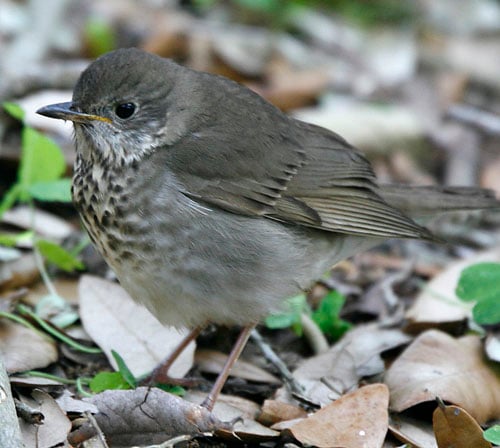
[[36, 102, 112, 124]]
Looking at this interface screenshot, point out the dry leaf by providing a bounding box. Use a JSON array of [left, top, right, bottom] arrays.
[[188, 390, 281, 441], [80, 387, 222, 446], [258, 399, 307, 426], [0, 320, 57, 373], [0, 253, 38, 292], [433, 401, 491, 448], [19, 389, 72, 448], [389, 414, 437, 448], [196, 349, 280, 384], [406, 247, 500, 329], [385, 329, 500, 424], [290, 324, 411, 405], [185, 390, 260, 421], [78, 275, 194, 378], [288, 384, 389, 448]]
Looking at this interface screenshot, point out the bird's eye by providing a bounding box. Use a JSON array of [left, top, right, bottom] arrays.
[[115, 103, 136, 119]]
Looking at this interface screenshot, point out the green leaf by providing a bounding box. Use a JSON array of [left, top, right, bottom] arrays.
[[472, 297, 500, 325], [111, 350, 137, 388], [156, 384, 186, 396], [265, 294, 307, 335], [484, 425, 500, 444], [0, 230, 33, 247], [18, 127, 66, 200], [0, 184, 21, 218], [29, 178, 72, 202], [3, 102, 25, 121], [456, 263, 500, 303], [312, 290, 351, 340], [36, 239, 84, 272], [89, 371, 131, 393]]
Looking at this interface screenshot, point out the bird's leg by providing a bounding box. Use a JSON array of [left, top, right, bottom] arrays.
[[201, 324, 256, 411], [142, 325, 204, 387]]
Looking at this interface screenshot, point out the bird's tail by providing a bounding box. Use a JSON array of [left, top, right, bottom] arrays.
[[379, 185, 500, 220]]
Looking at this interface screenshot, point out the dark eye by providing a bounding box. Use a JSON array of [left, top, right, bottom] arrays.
[[115, 103, 136, 119]]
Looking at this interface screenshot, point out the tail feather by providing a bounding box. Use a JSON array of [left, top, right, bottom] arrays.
[[379, 185, 500, 219]]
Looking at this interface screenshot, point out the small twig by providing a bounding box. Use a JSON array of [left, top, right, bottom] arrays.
[[300, 313, 329, 354], [14, 398, 44, 424], [250, 329, 304, 396]]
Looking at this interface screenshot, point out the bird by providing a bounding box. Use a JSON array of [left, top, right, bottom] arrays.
[[37, 47, 499, 410]]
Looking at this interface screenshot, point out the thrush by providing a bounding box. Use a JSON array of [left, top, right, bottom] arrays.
[[37, 48, 499, 410]]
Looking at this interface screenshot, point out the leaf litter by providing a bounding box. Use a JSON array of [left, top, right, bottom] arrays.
[[1, 1, 500, 446]]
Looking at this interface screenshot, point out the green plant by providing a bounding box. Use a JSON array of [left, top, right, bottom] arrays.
[[484, 425, 500, 444], [456, 262, 500, 326], [265, 290, 351, 340], [1, 102, 83, 273], [1, 102, 72, 212], [89, 351, 137, 392], [89, 351, 184, 395]]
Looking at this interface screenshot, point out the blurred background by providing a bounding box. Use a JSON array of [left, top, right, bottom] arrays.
[[1, 0, 500, 195]]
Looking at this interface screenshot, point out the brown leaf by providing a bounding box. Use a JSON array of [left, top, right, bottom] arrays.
[[385, 330, 500, 424], [195, 349, 280, 384], [81, 387, 222, 446], [433, 401, 491, 448], [0, 253, 38, 293], [19, 390, 72, 448], [258, 399, 307, 426], [290, 324, 411, 405], [0, 320, 57, 373], [288, 384, 389, 448], [78, 275, 194, 378], [389, 414, 437, 448]]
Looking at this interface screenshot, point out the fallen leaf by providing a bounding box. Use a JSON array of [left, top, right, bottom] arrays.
[[26, 278, 79, 306], [55, 390, 99, 414], [406, 247, 500, 330], [19, 389, 72, 448], [389, 414, 437, 448], [79, 275, 194, 378], [433, 401, 491, 448], [0, 253, 38, 292], [0, 320, 57, 373], [186, 391, 280, 442], [385, 329, 500, 424], [79, 387, 222, 446], [288, 384, 389, 448], [289, 324, 411, 405], [196, 349, 280, 384], [258, 399, 307, 426]]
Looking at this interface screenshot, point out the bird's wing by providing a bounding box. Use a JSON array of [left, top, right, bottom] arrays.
[[164, 76, 431, 239], [271, 122, 432, 239]]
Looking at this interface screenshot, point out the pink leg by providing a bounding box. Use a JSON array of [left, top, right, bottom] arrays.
[[142, 326, 204, 386], [201, 325, 255, 411]]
